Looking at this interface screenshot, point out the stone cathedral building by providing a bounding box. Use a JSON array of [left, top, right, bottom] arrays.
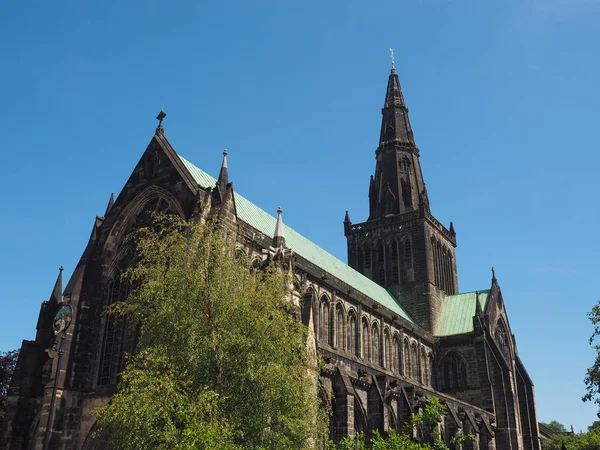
[[2, 66, 541, 449]]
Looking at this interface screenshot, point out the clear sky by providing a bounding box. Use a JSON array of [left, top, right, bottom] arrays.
[[1, 0, 599, 432]]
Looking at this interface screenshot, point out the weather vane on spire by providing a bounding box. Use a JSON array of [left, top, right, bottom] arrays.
[[389, 48, 395, 70]]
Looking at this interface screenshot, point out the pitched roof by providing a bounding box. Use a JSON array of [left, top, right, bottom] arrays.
[[435, 290, 490, 337], [178, 154, 415, 324]]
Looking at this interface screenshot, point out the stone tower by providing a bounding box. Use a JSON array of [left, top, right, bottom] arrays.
[[344, 66, 458, 332]]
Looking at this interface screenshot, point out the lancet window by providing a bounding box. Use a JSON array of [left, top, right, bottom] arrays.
[[347, 310, 357, 356], [98, 249, 136, 386], [390, 238, 400, 284], [376, 241, 385, 285], [372, 324, 380, 364], [362, 319, 370, 361], [319, 297, 331, 345], [439, 352, 468, 390]]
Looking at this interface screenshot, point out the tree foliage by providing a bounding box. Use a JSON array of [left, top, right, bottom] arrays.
[[329, 397, 473, 450], [0, 349, 18, 431], [94, 216, 326, 449], [541, 421, 568, 434], [546, 428, 600, 450], [584, 302, 600, 415]]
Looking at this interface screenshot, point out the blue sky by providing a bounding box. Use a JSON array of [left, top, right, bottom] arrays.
[[1, 0, 599, 432]]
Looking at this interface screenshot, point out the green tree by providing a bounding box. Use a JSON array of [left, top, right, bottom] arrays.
[[584, 302, 600, 416], [329, 397, 472, 450], [0, 349, 19, 431], [546, 427, 600, 450], [95, 216, 326, 449], [541, 421, 568, 434]]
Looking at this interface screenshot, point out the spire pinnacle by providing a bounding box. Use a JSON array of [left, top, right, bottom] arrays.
[[491, 266, 497, 284], [272, 206, 286, 248], [156, 110, 166, 135], [49, 266, 63, 305], [217, 149, 229, 191], [104, 193, 114, 217], [379, 66, 414, 146], [344, 210, 351, 224], [389, 48, 395, 71]]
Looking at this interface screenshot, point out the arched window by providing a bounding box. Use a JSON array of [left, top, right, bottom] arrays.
[[372, 324, 380, 364], [336, 305, 345, 351], [440, 352, 468, 390], [401, 178, 412, 208], [431, 236, 440, 287], [347, 310, 357, 356], [392, 334, 401, 373], [411, 343, 419, 380], [362, 319, 370, 361], [384, 191, 395, 214], [390, 238, 400, 284], [363, 244, 372, 269], [403, 237, 413, 282], [384, 330, 392, 369], [403, 339, 410, 376], [376, 241, 385, 285], [98, 249, 135, 386], [400, 157, 410, 173], [319, 297, 330, 345]]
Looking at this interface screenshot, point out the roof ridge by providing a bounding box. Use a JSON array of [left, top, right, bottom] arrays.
[[448, 288, 491, 297]]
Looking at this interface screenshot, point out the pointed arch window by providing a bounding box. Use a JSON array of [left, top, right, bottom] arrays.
[[403, 339, 410, 377], [390, 238, 400, 284], [363, 244, 371, 269], [372, 324, 380, 364], [384, 330, 392, 369], [336, 305, 345, 351], [392, 334, 401, 373], [400, 157, 410, 173], [319, 297, 331, 345], [384, 194, 394, 214], [440, 352, 468, 390], [362, 319, 370, 361], [411, 343, 419, 380], [403, 237, 413, 282], [347, 310, 357, 356], [401, 179, 412, 208], [98, 250, 136, 386], [376, 241, 385, 285]]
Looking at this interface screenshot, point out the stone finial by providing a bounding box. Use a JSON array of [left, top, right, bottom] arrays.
[[217, 149, 229, 189], [49, 266, 64, 305], [156, 110, 166, 135], [491, 266, 497, 284], [104, 193, 115, 217], [272, 206, 285, 248]]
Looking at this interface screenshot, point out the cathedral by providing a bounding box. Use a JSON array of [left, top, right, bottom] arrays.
[[2, 65, 541, 449]]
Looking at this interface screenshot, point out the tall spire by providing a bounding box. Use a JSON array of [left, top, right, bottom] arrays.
[[272, 206, 286, 248], [379, 65, 414, 146], [49, 266, 63, 305], [368, 63, 426, 219], [217, 149, 229, 191]]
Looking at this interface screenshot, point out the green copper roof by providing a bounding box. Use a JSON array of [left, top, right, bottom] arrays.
[[435, 289, 490, 337], [179, 155, 415, 324]]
